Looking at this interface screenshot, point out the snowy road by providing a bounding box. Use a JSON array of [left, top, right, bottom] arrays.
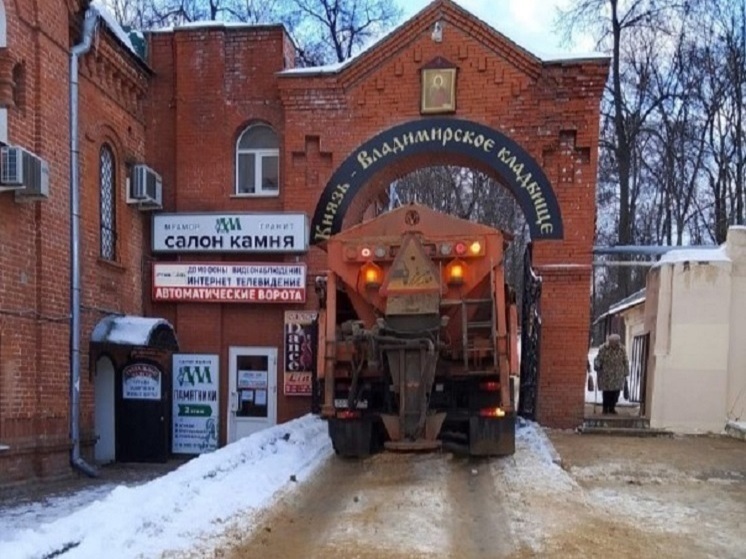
[[4, 417, 744, 559], [218, 452, 514, 559]]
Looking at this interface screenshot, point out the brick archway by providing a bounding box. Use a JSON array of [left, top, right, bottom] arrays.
[[310, 117, 563, 244]]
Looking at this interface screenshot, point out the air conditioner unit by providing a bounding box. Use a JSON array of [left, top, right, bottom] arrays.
[[0, 146, 50, 200], [127, 164, 162, 211]]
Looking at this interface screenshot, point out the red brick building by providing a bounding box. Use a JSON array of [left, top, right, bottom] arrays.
[[0, 0, 153, 486], [0, 0, 608, 487]]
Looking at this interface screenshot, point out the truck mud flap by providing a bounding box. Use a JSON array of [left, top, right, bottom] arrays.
[[469, 412, 516, 456], [328, 417, 374, 458]]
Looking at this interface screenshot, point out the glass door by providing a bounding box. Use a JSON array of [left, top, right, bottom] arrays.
[[227, 347, 277, 443]]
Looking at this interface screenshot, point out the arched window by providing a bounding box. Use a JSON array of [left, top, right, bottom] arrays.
[[100, 145, 117, 261], [235, 124, 279, 196]]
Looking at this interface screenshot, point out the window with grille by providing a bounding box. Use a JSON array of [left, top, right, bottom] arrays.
[[235, 124, 279, 196], [100, 145, 117, 260]]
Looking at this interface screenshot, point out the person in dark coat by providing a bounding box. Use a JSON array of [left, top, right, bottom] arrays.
[[593, 333, 630, 414]]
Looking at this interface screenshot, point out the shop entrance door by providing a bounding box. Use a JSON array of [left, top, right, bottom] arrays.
[[94, 356, 116, 464], [227, 347, 277, 443], [116, 361, 170, 462]]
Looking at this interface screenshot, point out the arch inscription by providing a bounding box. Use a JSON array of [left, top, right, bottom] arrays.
[[310, 118, 563, 244]]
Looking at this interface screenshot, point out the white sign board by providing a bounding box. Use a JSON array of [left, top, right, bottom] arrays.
[[238, 370, 268, 389], [122, 363, 161, 400], [153, 263, 307, 303], [172, 354, 220, 454], [152, 213, 308, 253]]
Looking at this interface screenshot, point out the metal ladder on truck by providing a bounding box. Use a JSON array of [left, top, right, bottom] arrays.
[[458, 267, 497, 372]]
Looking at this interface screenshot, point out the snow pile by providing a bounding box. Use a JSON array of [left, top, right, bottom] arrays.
[[0, 415, 332, 559], [0, 484, 123, 541], [500, 418, 576, 493]]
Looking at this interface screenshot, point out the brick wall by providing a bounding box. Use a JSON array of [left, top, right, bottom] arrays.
[[146, 24, 309, 443], [276, 2, 607, 428], [145, 0, 607, 437], [0, 0, 150, 487]]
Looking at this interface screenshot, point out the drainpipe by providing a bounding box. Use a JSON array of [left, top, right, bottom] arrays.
[[69, 7, 100, 478]]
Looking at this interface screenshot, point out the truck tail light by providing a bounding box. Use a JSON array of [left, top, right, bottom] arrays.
[[469, 240, 482, 255], [479, 381, 500, 392], [479, 407, 506, 418], [361, 262, 382, 289], [336, 410, 361, 419], [446, 259, 466, 286]]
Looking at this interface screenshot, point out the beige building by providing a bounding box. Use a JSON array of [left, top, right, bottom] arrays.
[[644, 226, 746, 433]]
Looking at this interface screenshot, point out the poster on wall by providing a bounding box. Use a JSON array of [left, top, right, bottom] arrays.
[[122, 363, 162, 400], [284, 310, 317, 396], [172, 354, 219, 454]]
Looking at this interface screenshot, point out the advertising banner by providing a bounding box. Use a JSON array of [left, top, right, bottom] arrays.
[[172, 354, 219, 454], [153, 263, 306, 303], [284, 310, 317, 396], [152, 213, 308, 253], [122, 363, 161, 400]]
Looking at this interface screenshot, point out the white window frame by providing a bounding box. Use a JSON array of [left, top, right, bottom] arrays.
[[234, 126, 279, 198]]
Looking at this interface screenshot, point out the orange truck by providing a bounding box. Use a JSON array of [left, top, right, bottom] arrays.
[[314, 204, 520, 457]]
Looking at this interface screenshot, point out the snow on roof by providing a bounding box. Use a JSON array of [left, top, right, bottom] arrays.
[[607, 288, 646, 316], [656, 245, 730, 266], [90, 0, 138, 57], [594, 288, 646, 324], [280, 1, 606, 76], [91, 315, 175, 347], [149, 20, 283, 33]]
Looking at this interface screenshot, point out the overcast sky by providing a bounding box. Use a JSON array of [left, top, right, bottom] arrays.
[[399, 0, 598, 58]]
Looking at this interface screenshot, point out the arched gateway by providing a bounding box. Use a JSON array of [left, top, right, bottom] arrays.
[[310, 118, 564, 243], [278, 0, 609, 428]]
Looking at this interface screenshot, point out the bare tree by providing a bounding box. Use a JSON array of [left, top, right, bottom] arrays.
[[105, 0, 401, 66], [290, 0, 402, 65], [558, 0, 694, 300]]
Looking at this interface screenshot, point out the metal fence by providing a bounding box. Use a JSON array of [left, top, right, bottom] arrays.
[[628, 333, 650, 410]]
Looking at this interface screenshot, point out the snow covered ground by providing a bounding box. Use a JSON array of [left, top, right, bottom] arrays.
[[0, 415, 332, 559], [1, 416, 573, 559], [3, 414, 742, 558]]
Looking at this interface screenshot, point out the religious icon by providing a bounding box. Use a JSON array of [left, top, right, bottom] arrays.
[[421, 67, 456, 114]]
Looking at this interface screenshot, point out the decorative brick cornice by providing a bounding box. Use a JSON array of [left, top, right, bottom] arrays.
[[81, 39, 149, 120]]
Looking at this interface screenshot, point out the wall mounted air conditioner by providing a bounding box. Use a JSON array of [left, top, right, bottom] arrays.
[[0, 145, 50, 200], [127, 164, 162, 211]]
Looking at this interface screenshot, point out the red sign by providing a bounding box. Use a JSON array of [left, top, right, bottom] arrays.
[[153, 286, 304, 303], [152, 263, 306, 303]]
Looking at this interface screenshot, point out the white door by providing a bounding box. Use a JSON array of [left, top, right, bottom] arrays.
[[94, 356, 116, 463], [227, 347, 277, 443]]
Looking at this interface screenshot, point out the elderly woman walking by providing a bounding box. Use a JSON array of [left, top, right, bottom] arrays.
[[593, 333, 630, 414]]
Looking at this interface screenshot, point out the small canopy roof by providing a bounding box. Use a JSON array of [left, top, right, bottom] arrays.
[[91, 315, 179, 350], [594, 289, 646, 325]]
